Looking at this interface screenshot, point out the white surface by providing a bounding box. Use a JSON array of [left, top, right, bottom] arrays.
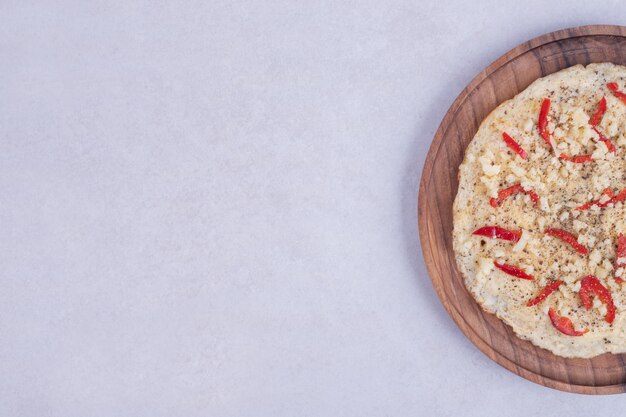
[[1, 1, 625, 416]]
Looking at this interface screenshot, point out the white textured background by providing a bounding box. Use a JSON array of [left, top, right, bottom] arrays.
[[1, 1, 626, 416]]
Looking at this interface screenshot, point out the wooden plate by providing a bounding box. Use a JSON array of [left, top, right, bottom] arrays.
[[418, 25, 626, 394]]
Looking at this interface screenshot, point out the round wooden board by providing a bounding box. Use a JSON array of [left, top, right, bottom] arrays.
[[418, 25, 626, 394]]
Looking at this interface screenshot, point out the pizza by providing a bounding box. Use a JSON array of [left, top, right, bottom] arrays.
[[453, 63, 626, 358]]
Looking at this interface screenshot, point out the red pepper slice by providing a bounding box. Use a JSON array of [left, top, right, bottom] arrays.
[[592, 126, 617, 153], [575, 187, 614, 210], [527, 280, 563, 306], [588, 97, 617, 153], [611, 189, 626, 205], [472, 226, 522, 242], [501, 132, 528, 159], [576, 188, 626, 210], [538, 98, 553, 148], [558, 153, 594, 163], [489, 183, 539, 208], [589, 96, 607, 126], [544, 228, 588, 255], [595, 188, 617, 208], [579, 275, 616, 324], [608, 82, 626, 105], [548, 307, 589, 336], [615, 233, 626, 284], [493, 261, 535, 280]]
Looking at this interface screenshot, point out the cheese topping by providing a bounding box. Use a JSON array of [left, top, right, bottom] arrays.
[[453, 63, 626, 358]]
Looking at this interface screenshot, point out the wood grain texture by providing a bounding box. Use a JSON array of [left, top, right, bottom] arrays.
[[418, 25, 626, 394]]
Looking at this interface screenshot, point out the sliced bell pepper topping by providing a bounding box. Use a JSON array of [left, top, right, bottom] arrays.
[[579, 275, 616, 324], [538, 98, 553, 148], [577, 188, 626, 210], [589, 96, 607, 126], [592, 127, 617, 153], [501, 132, 528, 159], [615, 233, 626, 284], [489, 183, 539, 208], [527, 280, 563, 306], [544, 228, 588, 255], [611, 189, 626, 205], [558, 153, 594, 163], [548, 307, 589, 336], [493, 261, 535, 280], [607, 82, 626, 105], [575, 188, 614, 210], [587, 97, 616, 152], [472, 226, 521, 242]]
